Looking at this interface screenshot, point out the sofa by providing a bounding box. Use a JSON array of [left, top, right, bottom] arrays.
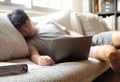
[[0, 11, 110, 82]]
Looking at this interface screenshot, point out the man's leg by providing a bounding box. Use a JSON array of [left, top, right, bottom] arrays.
[[92, 31, 120, 47], [112, 31, 120, 47], [91, 45, 120, 75]]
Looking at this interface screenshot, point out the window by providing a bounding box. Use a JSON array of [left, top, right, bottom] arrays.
[[49, 0, 62, 9], [0, 0, 73, 11], [0, 0, 4, 2], [11, 0, 31, 8], [63, 0, 72, 10], [33, 0, 49, 8], [32, 0, 72, 10]]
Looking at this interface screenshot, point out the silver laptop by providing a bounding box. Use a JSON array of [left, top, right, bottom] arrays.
[[49, 36, 92, 63]]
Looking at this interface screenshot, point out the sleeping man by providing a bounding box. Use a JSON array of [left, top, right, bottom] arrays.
[[7, 9, 120, 75]]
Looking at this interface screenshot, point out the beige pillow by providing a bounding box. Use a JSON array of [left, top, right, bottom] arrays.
[[77, 13, 106, 36], [30, 10, 71, 28], [70, 12, 84, 35], [49, 10, 85, 35], [31, 11, 84, 35], [99, 17, 112, 31], [0, 14, 29, 61], [48, 10, 72, 29]]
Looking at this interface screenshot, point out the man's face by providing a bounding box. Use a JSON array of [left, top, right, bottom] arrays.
[[19, 19, 35, 37]]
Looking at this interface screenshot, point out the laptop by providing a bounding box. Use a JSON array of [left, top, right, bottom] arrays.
[[49, 36, 92, 63]]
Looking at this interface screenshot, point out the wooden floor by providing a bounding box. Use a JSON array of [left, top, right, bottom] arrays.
[[93, 68, 120, 82]]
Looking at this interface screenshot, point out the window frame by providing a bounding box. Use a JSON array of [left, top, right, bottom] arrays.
[[0, 0, 25, 8], [0, 0, 72, 12]]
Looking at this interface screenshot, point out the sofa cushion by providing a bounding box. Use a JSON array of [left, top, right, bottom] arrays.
[[77, 13, 106, 36], [49, 10, 71, 28], [99, 17, 112, 31], [30, 11, 71, 28], [0, 14, 29, 61], [0, 58, 109, 82], [48, 11, 84, 35], [31, 11, 84, 35], [70, 12, 84, 35]]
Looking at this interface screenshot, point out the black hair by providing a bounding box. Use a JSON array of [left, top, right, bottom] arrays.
[[7, 9, 29, 30]]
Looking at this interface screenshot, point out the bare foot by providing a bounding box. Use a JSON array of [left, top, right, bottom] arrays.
[[109, 53, 120, 75]]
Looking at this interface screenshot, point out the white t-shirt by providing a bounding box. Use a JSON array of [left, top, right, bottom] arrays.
[[35, 19, 70, 40], [27, 20, 71, 55]]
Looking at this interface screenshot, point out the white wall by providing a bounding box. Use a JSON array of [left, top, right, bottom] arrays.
[[72, 0, 84, 12], [72, 0, 90, 13], [83, 0, 90, 13]]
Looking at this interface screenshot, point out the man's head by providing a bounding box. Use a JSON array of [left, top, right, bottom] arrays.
[[7, 9, 35, 37]]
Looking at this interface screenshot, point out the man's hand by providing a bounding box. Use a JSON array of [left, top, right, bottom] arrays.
[[29, 48, 55, 66], [36, 55, 55, 66], [65, 29, 83, 37]]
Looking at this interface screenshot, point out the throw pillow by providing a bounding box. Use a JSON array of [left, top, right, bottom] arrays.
[[0, 14, 29, 61], [48, 10, 72, 29], [77, 13, 106, 36], [70, 12, 84, 35]]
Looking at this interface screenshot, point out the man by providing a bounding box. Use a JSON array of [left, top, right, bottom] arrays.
[[7, 9, 120, 74]]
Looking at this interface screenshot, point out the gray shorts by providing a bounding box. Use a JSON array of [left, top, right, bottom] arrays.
[[89, 31, 113, 57], [92, 31, 113, 46]]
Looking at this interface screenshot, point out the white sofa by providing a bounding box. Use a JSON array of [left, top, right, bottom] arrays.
[[0, 11, 110, 82]]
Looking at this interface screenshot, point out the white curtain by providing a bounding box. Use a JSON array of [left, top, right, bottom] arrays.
[[72, 0, 90, 13], [83, 0, 90, 13]]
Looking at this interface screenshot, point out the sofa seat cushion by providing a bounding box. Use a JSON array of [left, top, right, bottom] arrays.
[[0, 58, 109, 82]]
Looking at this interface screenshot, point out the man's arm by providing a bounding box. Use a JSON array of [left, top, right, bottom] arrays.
[[65, 29, 84, 37], [29, 48, 55, 66], [52, 21, 84, 37]]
